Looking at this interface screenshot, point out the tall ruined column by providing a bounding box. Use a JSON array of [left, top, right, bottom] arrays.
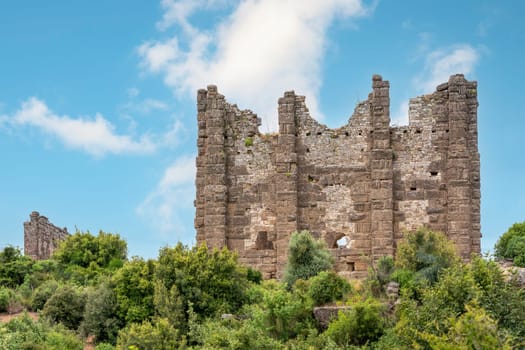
[[466, 81, 481, 254], [274, 91, 299, 278], [194, 85, 228, 249], [446, 75, 479, 258], [369, 75, 394, 260]]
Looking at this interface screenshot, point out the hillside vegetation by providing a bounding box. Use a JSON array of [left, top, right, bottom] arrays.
[[0, 226, 524, 349]]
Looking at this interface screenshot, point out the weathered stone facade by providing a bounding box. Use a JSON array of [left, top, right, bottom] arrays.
[[195, 74, 481, 279], [24, 211, 69, 260]]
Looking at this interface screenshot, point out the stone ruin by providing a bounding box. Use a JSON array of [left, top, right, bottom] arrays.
[[24, 211, 69, 260], [195, 74, 481, 279]]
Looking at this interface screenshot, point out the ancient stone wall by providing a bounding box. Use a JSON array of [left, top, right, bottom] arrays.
[[195, 74, 481, 279], [24, 211, 69, 260]]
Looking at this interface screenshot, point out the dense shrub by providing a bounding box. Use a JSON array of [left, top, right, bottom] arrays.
[[0, 246, 33, 288], [53, 231, 127, 284], [469, 255, 525, 339], [156, 244, 250, 319], [420, 304, 513, 349], [116, 317, 181, 350], [307, 271, 351, 306], [82, 283, 121, 344], [0, 287, 13, 312], [284, 231, 333, 287], [325, 298, 386, 347], [188, 316, 284, 350], [366, 256, 395, 297], [31, 279, 59, 311], [249, 281, 314, 341], [0, 314, 83, 350], [112, 257, 156, 324], [396, 228, 459, 283], [495, 221, 525, 266], [42, 284, 86, 330], [153, 280, 185, 331]]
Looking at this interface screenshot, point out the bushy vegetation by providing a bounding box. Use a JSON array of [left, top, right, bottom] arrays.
[[308, 271, 351, 306], [495, 221, 525, 266], [284, 230, 334, 287], [0, 227, 524, 348]]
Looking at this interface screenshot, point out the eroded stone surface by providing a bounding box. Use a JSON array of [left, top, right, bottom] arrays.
[[195, 75, 481, 279], [313, 306, 352, 329], [24, 211, 69, 260]]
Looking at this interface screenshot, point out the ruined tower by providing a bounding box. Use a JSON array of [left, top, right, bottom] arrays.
[[24, 211, 69, 260], [195, 74, 481, 279]]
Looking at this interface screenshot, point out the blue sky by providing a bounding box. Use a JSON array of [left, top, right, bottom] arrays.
[[1, 0, 523, 258]]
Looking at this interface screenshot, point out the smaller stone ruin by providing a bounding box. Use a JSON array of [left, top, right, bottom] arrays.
[[24, 211, 69, 260]]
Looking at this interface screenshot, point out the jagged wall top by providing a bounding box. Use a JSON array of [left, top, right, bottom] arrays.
[[195, 74, 480, 279]]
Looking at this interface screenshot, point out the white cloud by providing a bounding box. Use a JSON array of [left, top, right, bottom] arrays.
[[416, 44, 480, 93], [393, 43, 481, 126], [4, 97, 156, 157], [138, 37, 179, 72], [156, 0, 228, 33], [122, 97, 169, 115], [162, 119, 185, 148], [136, 155, 196, 238], [127, 87, 140, 98], [139, 0, 370, 130]]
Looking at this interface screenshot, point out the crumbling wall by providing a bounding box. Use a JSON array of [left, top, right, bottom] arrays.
[[24, 211, 69, 260], [195, 74, 481, 279]]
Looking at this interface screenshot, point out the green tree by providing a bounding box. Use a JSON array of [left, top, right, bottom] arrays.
[[283, 231, 333, 287], [82, 282, 122, 344], [31, 279, 59, 311], [307, 271, 351, 306], [116, 318, 182, 350], [187, 316, 284, 350], [325, 297, 386, 347], [0, 287, 14, 312], [42, 284, 86, 330], [249, 281, 314, 341], [153, 280, 185, 330], [0, 246, 33, 288], [0, 313, 83, 350], [495, 221, 525, 266], [419, 304, 513, 350], [396, 228, 459, 283], [469, 255, 525, 340], [155, 243, 249, 318], [53, 230, 127, 283], [112, 257, 156, 325]]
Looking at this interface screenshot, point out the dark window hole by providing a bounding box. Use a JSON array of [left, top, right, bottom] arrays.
[[306, 131, 311, 136], [430, 171, 438, 176], [306, 148, 310, 153], [410, 187, 417, 191], [317, 131, 322, 135], [345, 132, 349, 136], [446, 129, 449, 133], [416, 129, 422, 134]]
